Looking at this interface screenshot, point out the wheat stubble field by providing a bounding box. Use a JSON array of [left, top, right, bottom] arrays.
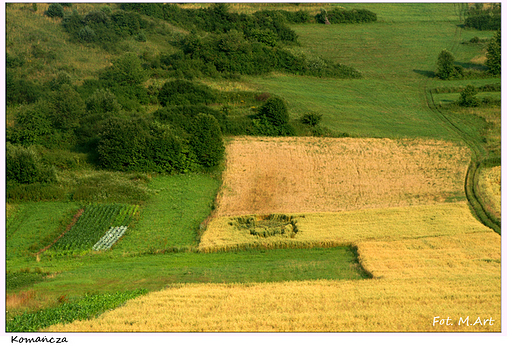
[[214, 137, 471, 216], [48, 137, 501, 332]]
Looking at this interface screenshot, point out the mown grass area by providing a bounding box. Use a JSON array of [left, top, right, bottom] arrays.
[[243, 3, 497, 140], [111, 174, 222, 254]]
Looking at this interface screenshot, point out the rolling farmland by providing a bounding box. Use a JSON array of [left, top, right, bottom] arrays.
[[5, 2, 502, 335]]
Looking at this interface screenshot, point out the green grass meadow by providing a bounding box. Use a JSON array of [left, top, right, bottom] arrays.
[[245, 2, 498, 140]]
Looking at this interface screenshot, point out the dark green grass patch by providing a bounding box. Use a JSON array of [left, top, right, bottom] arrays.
[[6, 269, 48, 291], [22, 247, 371, 300], [6, 289, 148, 332]]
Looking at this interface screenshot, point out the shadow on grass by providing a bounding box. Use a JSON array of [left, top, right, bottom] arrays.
[[412, 69, 436, 78]]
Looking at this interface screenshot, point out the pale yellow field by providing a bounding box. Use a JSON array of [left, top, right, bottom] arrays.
[[476, 165, 501, 222], [215, 137, 470, 217], [48, 228, 500, 332], [199, 202, 491, 252]]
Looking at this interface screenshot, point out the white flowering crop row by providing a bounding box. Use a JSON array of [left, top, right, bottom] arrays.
[[92, 226, 128, 251]]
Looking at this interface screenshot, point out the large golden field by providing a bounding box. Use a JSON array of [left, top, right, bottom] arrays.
[[47, 136, 500, 332], [47, 230, 500, 332], [214, 137, 470, 216]]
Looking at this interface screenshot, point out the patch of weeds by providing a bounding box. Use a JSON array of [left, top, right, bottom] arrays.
[[230, 214, 299, 238]]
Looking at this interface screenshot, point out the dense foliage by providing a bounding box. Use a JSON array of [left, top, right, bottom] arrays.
[[315, 8, 377, 24], [464, 3, 501, 30], [6, 143, 57, 186], [486, 30, 501, 76]]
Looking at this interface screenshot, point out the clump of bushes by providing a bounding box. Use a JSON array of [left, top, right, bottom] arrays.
[[6, 143, 57, 185], [315, 8, 377, 24], [458, 84, 480, 107], [97, 112, 225, 173], [158, 80, 217, 107], [464, 3, 501, 30], [45, 3, 65, 18]]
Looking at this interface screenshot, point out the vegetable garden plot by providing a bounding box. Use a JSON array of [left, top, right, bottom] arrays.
[[52, 204, 138, 252]]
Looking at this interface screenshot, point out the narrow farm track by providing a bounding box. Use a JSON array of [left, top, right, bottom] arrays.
[[422, 12, 501, 234]]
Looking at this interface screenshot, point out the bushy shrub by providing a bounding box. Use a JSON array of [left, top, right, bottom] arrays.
[[100, 53, 147, 86], [49, 85, 86, 130], [189, 114, 225, 167], [45, 3, 64, 18], [301, 112, 323, 127], [6, 74, 43, 105], [458, 84, 480, 107], [85, 89, 122, 115], [256, 96, 289, 127], [7, 101, 53, 146], [6, 143, 57, 185], [158, 80, 217, 107]]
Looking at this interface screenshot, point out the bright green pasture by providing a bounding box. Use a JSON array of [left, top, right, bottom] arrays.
[[13, 247, 369, 300], [247, 3, 497, 139], [112, 174, 221, 254]]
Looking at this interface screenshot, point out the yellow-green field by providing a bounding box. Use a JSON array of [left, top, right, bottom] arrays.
[[199, 202, 491, 252], [476, 165, 501, 223]]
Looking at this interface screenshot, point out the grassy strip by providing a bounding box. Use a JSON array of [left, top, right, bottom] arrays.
[[17, 247, 369, 302], [6, 289, 148, 332]]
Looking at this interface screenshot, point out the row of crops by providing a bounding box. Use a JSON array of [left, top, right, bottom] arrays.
[[51, 204, 138, 252]]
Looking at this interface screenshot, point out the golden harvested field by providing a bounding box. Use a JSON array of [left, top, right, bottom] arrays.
[[214, 137, 470, 217], [48, 220, 500, 332], [476, 165, 501, 222]]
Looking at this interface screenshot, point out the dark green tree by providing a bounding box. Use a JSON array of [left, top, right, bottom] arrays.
[[256, 96, 289, 127], [436, 49, 455, 80], [50, 85, 86, 130], [486, 30, 501, 75], [459, 84, 480, 107], [45, 3, 64, 18], [6, 143, 57, 185], [100, 53, 147, 86], [190, 114, 225, 167]]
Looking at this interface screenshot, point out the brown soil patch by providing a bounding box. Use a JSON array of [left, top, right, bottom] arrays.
[[214, 137, 470, 216]]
